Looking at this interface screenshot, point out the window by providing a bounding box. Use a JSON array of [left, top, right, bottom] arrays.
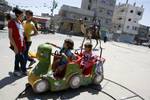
[[99, 7, 104, 13], [91, 8, 95, 11], [132, 26, 137, 30], [88, 5, 91, 10], [105, 19, 111, 24], [127, 26, 130, 29], [89, 0, 92, 3], [137, 11, 142, 16], [134, 20, 136, 23], [128, 18, 131, 21], [107, 10, 113, 16], [118, 17, 122, 20], [100, 17, 103, 21], [99, 9, 103, 13], [109, 1, 114, 6], [0, 16, 5, 21], [84, 17, 88, 20], [101, 0, 106, 4], [118, 24, 121, 30], [120, 9, 125, 12], [130, 10, 134, 13], [132, 26, 134, 30]]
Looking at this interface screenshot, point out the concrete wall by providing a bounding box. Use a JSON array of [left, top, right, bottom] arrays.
[[81, 0, 116, 30], [57, 5, 94, 35], [113, 33, 135, 43], [112, 3, 144, 35]]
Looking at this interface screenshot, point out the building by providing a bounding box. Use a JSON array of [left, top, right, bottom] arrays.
[[57, 5, 94, 35], [81, 0, 116, 31], [0, 0, 11, 12], [112, 1, 144, 43], [57, 0, 116, 36], [0, 0, 11, 29], [41, 13, 50, 17]]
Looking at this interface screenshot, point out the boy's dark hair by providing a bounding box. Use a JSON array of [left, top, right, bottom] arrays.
[[84, 42, 93, 49], [25, 10, 33, 16], [64, 39, 74, 50], [6, 14, 11, 21], [12, 7, 23, 17]]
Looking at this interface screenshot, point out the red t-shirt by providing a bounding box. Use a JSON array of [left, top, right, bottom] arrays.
[[8, 20, 25, 52]]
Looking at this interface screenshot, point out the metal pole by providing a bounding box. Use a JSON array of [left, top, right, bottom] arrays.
[[50, 0, 54, 31]]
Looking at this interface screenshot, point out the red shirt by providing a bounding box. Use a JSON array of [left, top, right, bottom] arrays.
[[8, 20, 26, 52]]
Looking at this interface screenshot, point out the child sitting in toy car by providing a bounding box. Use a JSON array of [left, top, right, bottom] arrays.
[[80, 42, 96, 76], [51, 39, 76, 79]]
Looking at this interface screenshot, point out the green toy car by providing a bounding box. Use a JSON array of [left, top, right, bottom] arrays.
[[28, 43, 105, 93]]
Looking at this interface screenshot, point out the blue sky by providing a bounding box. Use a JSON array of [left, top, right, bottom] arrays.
[[6, 0, 150, 26]]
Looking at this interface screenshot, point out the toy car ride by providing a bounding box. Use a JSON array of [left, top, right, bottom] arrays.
[[28, 43, 105, 93]]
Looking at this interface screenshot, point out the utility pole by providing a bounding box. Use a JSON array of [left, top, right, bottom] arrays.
[[126, 0, 129, 5], [51, 0, 54, 16], [49, 0, 57, 33]]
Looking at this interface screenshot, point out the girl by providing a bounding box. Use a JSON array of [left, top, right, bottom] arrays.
[[80, 42, 95, 75], [8, 7, 27, 76]]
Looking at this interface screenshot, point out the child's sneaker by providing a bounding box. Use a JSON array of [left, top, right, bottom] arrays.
[[22, 71, 27, 76], [13, 71, 22, 77]]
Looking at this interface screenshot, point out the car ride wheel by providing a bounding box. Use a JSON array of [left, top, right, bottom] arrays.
[[33, 79, 49, 93], [69, 75, 81, 89], [93, 74, 103, 85]]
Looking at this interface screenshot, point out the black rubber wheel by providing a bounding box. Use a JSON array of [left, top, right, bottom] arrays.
[[69, 75, 81, 89], [33, 79, 49, 93], [93, 74, 104, 85]]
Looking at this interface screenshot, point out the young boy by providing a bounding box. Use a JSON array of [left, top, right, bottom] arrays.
[[50, 39, 75, 79], [23, 10, 38, 68]]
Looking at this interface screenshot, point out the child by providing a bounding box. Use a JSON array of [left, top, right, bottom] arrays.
[[51, 39, 75, 78], [8, 7, 27, 76], [23, 10, 38, 68], [59, 39, 75, 61], [80, 42, 95, 75]]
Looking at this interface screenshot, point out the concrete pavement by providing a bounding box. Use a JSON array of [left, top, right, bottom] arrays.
[[0, 31, 150, 100]]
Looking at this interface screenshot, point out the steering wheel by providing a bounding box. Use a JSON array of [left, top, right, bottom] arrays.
[[74, 50, 79, 55], [55, 50, 60, 55], [51, 50, 60, 56]]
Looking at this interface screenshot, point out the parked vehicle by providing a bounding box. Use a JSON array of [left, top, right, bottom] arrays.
[[142, 40, 150, 48], [0, 12, 5, 30]]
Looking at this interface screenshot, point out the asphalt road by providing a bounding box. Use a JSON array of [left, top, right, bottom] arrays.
[[0, 31, 150, 100]]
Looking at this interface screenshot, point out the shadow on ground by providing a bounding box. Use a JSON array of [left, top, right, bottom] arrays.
[[0, 72, 25, 89], [16, 84, 102, 100]]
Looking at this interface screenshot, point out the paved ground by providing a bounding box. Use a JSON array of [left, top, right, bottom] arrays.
[[0, 30, 150, 100]]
